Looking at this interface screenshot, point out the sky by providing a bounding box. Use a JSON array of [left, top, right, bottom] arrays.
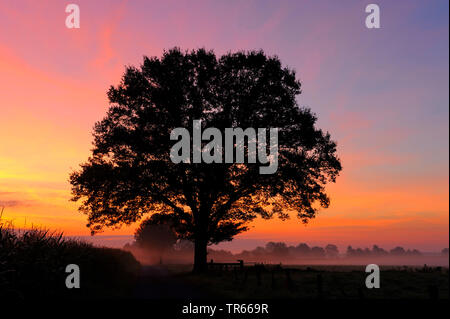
[[0, 0, 448, 252]]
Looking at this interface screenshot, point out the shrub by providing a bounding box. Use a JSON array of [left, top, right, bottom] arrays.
[[0, 223, 140, 299]]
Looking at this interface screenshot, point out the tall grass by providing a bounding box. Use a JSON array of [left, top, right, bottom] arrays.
[[0, 219, 141, 299]]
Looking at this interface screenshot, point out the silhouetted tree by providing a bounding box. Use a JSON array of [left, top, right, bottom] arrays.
[[346, 245, 356, 257], [390, 246, 406, 256], [311, 246, 325, 257], [372, 245, 388, 256], [134, 214, 178, 263], [251, 246, 267, 257], [405, 249, 421, 256], [265, 242, 289, 257], [325, 244, 339, 257], [295, 243, 311, 256], [345, 245, 366, 257], [69, 48, 342, 272]]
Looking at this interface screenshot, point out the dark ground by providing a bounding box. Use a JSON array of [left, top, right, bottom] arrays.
[[132, 264, 449, 300], [134, 265, 208, 298]]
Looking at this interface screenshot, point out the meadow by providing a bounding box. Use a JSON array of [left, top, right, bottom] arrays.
[[170, 264, 449, 299], [1, 221, 448, 300]]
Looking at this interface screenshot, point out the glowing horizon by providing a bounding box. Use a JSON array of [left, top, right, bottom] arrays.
[[0, 0, 448, 252]]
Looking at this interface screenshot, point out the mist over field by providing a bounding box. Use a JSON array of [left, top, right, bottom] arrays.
[[128, 248, 449, 267], [71, 235, 449, 266], [99, 238, 447, 267]]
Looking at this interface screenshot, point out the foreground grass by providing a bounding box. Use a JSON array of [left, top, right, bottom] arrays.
[[0, 225, 141, 299], [174, 264, 449, 299]]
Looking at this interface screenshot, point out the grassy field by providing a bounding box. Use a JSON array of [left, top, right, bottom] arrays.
[[1, 222, 448, 300], [170, 264, 449, 299]]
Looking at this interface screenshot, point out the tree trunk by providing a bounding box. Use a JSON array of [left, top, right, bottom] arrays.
[[193, 237, 208, 273]]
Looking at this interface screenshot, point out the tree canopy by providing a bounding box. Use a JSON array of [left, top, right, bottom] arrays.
[[134, 214, 178, 252], [70, 48, 342, 271]]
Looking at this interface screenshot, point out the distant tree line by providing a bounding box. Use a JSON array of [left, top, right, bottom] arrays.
[[123, 218, 449, 263], [346, 245, 421, 257], [206, 242, 450, 262], [208, 242, 448, 261], [228, 242, 339, 260]]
